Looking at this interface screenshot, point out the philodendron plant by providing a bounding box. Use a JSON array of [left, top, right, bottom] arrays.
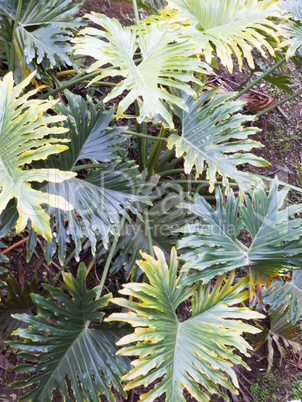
[[0, 0, 302, 401]]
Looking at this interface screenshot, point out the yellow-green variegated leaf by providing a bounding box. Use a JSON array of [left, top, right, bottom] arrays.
[[108, 247, 264, 401], [0, 72, 75, 241], [167, 87, 269, 194], [167, 0, 283, 72], [73, 14, 209, 127], [177, 179, 302, 291]]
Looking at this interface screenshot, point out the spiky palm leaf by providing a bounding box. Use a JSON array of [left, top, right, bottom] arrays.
[[167, 86, 269, 194], [263, 270, 302, 324], [279, 0, 302, 58], [167, 0, 283, 72], [73, 14, 209, 127], [10, 263, 131, 401], [0, 0, 85, 74], [178, 179, 302, 290], [109, 247, 263, 401], [0, 72, 75, 241]]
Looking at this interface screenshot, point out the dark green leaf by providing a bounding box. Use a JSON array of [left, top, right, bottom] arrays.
[[10, 263, 131, 401]]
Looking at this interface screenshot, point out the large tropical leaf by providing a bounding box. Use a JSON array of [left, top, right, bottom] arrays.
[[167, 0, 283, 72], [167, 87, 269, 194], [73, 14, 209, 127], [0, 72, 75, 241], [263, 270, 302, 324], [109, 247, 263, 401], [0, 0, 85, 73], [279, 0, 302, 58], [178, 179, 302, 289], [28, 93, 149, 263], [10, 263, 131, 401], [45, 160, 148, 260]]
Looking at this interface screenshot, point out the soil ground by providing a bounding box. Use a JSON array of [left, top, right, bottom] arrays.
[[1, 1, 302, 401]]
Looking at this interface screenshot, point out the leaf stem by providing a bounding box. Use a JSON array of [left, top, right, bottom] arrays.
[[95, 216, 127, 300], [255, 87, 302, 118], [156, 146, 176, 172], [162, 179, 237, 186], [3, 38, 10, 64], [163, 156, 182, 171], [72, 163, 104, 172], [134, 100, 144, 170], [39, 70, 103, 99], [48, 69, 63, 87], [124, 130, 167, 141], [56, 68, 102, 78], [144, 209, 154, 258], [158, 168, 196, 178], [146, 126, 167, 178], [8, 0, 23, 71], [232, 57, 286, 101], [80, 80, 116, 86], [142, 121, 148, 165], [132, 0, 140, 25], [52, 249, 76, 283]]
